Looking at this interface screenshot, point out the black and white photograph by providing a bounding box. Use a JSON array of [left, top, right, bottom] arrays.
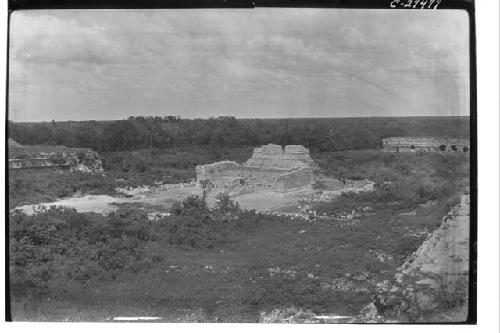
[[5, 1, 480, 324]]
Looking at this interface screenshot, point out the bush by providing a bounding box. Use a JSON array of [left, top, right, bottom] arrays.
[[183, 195, 207, 211], [167, 194, 257, 249], [9, 207, 157, 295], [215, 193, 240, 214]]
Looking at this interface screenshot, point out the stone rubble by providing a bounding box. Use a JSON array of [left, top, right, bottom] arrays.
[[369, 250, 394, 263], [259, 306, 353, 324], [9, 148, 104, 173], [116, 180, 197, 196], [267, 267, 297, 279], [355, 195, 470, 322]]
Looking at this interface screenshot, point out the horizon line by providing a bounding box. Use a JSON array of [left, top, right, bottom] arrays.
[[9, 115, 471, 123]]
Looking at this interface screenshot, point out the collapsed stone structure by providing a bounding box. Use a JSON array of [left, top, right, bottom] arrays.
[[382, 137, 470, 153], [8, 140, 103, 173], [400, 195, 470, 300], [196, 144, 315, 193], [357, 195, 470, 323]]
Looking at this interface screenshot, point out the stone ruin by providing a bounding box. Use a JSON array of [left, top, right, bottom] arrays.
[[357, 195, 470, 323], [196, 144, 316, 193], [8, 139, 104, 173], [382, 137, 470, 153]]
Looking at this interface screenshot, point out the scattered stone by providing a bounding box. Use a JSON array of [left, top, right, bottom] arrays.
[[375, 280, 390, 292], [352, 274, 367, 281], [70, 163, 92, 173], [322, 277, 353, 291], [364, 302, 378, 318], [390, 285, 401, 293], [147, 211, 171, 221], [260, 307, 353, 324], [415, 292, 438, 311], [267, 267, 296, 278], [416, 278, 438, 288], [400, 210, 417, 216]]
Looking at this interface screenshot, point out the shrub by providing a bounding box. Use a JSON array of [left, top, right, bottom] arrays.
[[166, 194, 256, 249], [134, 160, 148, 173], [214, 193, 240, 214], [183, 195, 207, 211], [9, 207, 157, 295]]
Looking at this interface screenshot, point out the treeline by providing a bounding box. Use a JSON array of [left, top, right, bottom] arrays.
[[8, 116, 470, 153]]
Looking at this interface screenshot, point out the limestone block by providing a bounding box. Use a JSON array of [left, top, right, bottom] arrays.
[[253, 144, 284, 155], [284, 145, 310, 154]]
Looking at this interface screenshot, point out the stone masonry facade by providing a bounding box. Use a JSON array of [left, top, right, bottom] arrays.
[[382, 137, 470, 153], [195, 144, 316, 193]]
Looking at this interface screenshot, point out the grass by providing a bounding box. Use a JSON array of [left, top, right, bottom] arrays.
[[8, 169, 117, 209], [8, 146, 253, 209], [9, 196, 453, 322], [8, 148, 470, 322], [100, 146, 253, 187], [313, 149, 470, 184]]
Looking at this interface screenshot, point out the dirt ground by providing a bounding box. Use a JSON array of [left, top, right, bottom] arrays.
[[13, 184, 315, 216]]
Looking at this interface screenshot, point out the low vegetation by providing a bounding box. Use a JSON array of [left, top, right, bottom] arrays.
[[101, 146, 253, 187], [8, 169, 116, 209], [8, 136, 470, 321], [10, 207, 158, 296], [10, 181, 462, 321], [8, 146, 253, 209]]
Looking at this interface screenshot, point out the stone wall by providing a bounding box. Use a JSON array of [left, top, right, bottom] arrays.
[[277, 168, 314, 191], [8, 148, 103, 173], [400, 195, 470, 294], [244, 144, 315, 169], [357, 195, 470, 322], [382, 137, 470, 153]]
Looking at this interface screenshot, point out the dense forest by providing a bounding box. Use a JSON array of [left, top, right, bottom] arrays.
[[8, 116, 470, 153]]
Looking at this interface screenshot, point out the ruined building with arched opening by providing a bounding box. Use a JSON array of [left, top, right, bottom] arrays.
[[382, 137, 470, 153]]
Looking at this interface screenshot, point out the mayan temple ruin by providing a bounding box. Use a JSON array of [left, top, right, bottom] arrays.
[[196, 144, 316, 193]]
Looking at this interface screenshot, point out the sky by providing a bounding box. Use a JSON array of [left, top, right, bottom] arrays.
[[9, 8, 470, 122]]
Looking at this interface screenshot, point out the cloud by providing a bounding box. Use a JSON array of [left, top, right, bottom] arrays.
[[10, 11, 134, 68], [340, 25, 372, 46], [8, 9, 470, 121]]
